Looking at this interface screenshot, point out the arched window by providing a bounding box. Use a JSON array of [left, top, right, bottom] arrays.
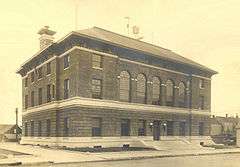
[[166, 79, 174, 106], [119, 71, 130, 102], [137, 74, 147, 103], [152, 77, 161, 105], [178, 82, 186, 107]]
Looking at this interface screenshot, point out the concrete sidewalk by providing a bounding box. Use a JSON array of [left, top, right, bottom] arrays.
[[0, 142, 240, 166]]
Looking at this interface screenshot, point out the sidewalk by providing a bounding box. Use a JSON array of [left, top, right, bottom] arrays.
[[0, 142, 240, 166]]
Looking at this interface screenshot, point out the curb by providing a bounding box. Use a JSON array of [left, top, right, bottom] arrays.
[[0, 162, 22, 166], [1, 150, 240, 166]]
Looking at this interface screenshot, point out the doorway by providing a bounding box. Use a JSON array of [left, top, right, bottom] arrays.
[[153, 120, 161, 141]]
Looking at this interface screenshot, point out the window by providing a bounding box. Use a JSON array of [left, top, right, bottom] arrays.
[[52, 85, 55, 99], [92, 54, 102, 68], [63, 55, 70, 69], [119, 71, 130, 102], [37, 67, 43, 79], [136, 74, 147, 103], [199, 79, 204, 89], [38, 88, 43, 105], [47, 62, 51, 75], [92, 118, 102, 137], [92, 79, 102, 99], [199, 122, 204, 136], [64, 79, 70, 99], [199, 96, 204, 110], [138, 120, 146, 136], [46, 119, 51, 137], [152, 77, 161, 105], [178, 82, 186, 107], [30, 121, 34, 136], [179, 122, 186, 136], [64, 117, 70, 137], [31, 91, 35, 107], [24, 77, 28, 87], [24, 122, 28, 136], [121, 119, 130, 136], [25, 95, 28, 109], [31, 72, 34, 83], [47, 84, 51, 102], [38, 121, 42, 137], [167, 121, 173, 136], [166, 80, 174, 106]]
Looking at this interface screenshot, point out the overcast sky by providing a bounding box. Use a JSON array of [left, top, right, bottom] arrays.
[[0, 0, 239, 124]]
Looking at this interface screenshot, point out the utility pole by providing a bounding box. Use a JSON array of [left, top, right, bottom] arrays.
[[15, 108, 18, 141]]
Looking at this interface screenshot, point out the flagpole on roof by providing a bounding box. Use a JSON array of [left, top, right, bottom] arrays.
[[124, 16, 130, 36], [75, 0, 79, 30]]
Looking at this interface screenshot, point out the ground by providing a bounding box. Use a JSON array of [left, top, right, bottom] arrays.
[[1, 142, 240, 166], [19, 154, 240, 167]]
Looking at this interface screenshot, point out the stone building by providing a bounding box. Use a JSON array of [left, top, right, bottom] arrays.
[[17, 26, 217, 147]]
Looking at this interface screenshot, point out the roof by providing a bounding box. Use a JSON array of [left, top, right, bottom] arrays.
[[17, 26, 217, 75], [74, 27, 217, 74]]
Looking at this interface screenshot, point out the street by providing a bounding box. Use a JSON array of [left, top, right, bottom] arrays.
[[21, 153, 240, 167]]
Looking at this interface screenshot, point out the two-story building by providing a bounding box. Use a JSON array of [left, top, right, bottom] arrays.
[[17, 26, 217, 147]]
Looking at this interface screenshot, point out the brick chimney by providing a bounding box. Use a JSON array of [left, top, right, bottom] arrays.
[[38, 26, 56, 50]]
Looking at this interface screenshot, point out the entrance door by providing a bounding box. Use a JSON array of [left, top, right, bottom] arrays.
[[153, 120, 160, 141]]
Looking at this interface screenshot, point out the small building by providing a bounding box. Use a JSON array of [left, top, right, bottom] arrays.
[[17, 26, 217, 147], [0, 125, 21, 142], [236, 123, 240, 147], [211, 115, 239, 136]]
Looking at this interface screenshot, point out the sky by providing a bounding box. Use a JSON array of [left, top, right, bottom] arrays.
[[0, 0, 239, 124]]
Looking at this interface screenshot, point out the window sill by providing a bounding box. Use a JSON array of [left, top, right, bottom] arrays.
[[92, 66, 103, 70]]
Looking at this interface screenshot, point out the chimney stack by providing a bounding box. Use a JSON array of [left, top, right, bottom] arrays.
[[38, 26, 56, 50], [226, 114, 228, 118]]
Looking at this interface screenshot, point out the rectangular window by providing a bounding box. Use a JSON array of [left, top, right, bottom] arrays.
[[121, 119, 130, 136], [92, 118, 102, 137], [47, 84, 51, 102], [25, 95, 28, 109], [52, 85, 55, 99], [24, 122, 28, 136], [199, 96, 204, 110], [31, 91, 34, 107], [63, 55, 70, 69], [138, 120, 146, 136], [31, 72, 34, 83], [179, 122, 186, 136], [92, 54, 102, 68], [37, 67, 43, 79], [92, 79, 102, 99], [46, 62, 51, 75], [167, 121, 174, 136], [199, 122, 204, 136], [199, 79, 204, 89], [64, 117, 70, 137], [24, 77, 28, 87], [38, 88, 43, 105], [30, 121, 34, 136], [46, 119, 51, 137], [64, 79, 70, 99], [38, 121, 42, 137]]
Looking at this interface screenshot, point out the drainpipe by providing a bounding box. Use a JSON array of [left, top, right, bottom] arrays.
[[188, 74, 192, 142]]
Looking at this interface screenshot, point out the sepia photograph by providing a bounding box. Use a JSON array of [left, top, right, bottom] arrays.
[[0, 0, 239, 166]]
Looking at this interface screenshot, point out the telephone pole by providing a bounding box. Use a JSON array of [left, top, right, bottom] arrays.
[[15, 108, 18, 141]]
